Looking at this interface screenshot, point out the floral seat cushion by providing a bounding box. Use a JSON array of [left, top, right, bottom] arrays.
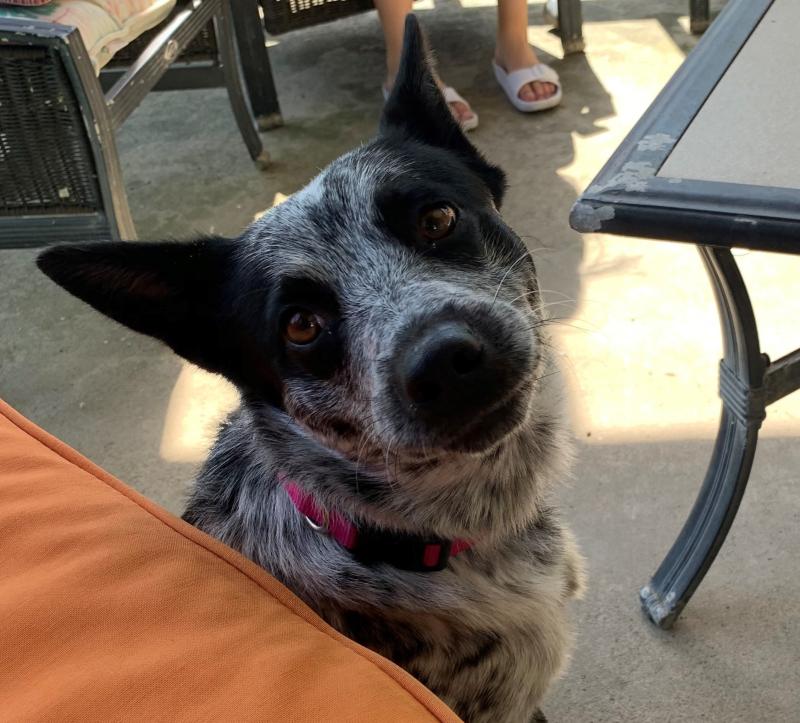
[[0, 0, 177, 72]]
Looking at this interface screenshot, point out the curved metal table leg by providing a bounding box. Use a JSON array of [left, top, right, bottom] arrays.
[[640, 246, 767, 629]]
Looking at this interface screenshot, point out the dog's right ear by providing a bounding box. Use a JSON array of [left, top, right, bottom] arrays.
[[379, 14, 506, 206], [37, 239, 277, 394]]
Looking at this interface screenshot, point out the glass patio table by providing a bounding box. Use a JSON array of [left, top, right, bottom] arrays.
[[570, 0, 800, 629]]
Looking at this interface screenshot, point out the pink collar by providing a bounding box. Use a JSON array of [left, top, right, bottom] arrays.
[[282, 478, 471, 572]]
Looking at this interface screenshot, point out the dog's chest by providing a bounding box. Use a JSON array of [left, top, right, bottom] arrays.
[[315, 564, 570, 723], [186, 417, 578, 721]]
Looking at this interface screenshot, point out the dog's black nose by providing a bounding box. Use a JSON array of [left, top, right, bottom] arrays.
[[398, 322, 505, 419]]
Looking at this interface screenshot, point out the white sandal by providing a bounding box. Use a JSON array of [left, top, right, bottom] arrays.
[[492, 61, 562, 113], [382, 84, 479, 132]]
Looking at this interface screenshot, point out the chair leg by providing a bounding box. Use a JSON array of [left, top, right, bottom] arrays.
[[94, 116, 138, 240], [557, 0, 585, 55], [62, 25, 137, 240], [639, 247, 767, 629], [214, 2, 269, 167], [230, 0, 283, 131], [690, 0, 711, 34]]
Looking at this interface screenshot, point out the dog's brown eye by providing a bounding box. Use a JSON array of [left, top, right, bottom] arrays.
[[418, 205, 456, 241], [284, 309, 323, 345]]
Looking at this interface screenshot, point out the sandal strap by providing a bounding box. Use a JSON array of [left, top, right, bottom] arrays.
[[504, 63, 560, 94], [385, 84, 472, 109], [442, 86, 469, 107]]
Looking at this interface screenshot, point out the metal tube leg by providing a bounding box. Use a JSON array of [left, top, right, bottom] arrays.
[[640, 247, 767, 629], [214, 2, 269, 167], [230, 0, 283, 131], [557, 0, 585, 54], [690, 0, 711, 34], [97, 121, 137, 241], [67, 29, 137, 240]]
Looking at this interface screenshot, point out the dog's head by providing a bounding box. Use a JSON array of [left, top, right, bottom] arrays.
[[38, 16, 548, 465]]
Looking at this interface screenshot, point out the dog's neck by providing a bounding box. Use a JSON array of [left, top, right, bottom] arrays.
[[281, 475, 473, 571], [248, 390, 569, 543]]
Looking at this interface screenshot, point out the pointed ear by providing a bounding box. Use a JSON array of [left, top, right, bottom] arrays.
[[37, 239, 275, 393], [379, 14, 506, 207]]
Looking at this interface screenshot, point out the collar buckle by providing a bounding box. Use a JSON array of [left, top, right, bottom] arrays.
[[303, 509, 329, 533]]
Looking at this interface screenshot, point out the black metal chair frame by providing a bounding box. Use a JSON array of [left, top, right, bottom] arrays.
[[0, 0, 266, 248], [690, 0, 712, 33], [99, 0, 283, 133], [570, 0, 800, 629], [552, 0, 586, 54]]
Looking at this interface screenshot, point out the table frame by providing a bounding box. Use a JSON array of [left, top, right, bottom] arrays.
[[569, 0, 800, 628]]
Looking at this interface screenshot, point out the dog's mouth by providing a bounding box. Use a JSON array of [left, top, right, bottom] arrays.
[[292, 381, 530, 462], [376, 375, 534, 459], [436, 378, 533, 454]]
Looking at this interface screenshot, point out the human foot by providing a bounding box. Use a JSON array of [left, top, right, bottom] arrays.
[[383, 76, 478, 131], [494, 43, 556, 102]]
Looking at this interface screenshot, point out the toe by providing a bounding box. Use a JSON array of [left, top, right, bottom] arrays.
[[449, 100, 475, 124], [537, 81, 557, 99], [518, 83, 537, 102]]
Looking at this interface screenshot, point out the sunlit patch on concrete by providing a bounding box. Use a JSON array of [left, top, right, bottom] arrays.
[[160, 363, 239, 463], [254, 191, 290, 221]]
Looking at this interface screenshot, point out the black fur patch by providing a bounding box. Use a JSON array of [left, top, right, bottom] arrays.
[[36, 238, 282, 402], [456, 631, 502, 671], [379, 16, 506, 207], [340, 610, 431, 667]]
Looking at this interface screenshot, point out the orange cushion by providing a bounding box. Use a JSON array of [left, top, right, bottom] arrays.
[[0, 399, 460, 722]]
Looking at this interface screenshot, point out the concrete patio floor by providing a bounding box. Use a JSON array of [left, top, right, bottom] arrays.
[[2, 0, 799, 720]]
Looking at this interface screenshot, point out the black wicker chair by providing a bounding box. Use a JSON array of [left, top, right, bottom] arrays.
[[261, 0, 375, 34], [0, 0, 268, 249]]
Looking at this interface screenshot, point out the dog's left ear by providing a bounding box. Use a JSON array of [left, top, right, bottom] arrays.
[[379, 14, 506, 207], [37, 239, 277, 395]]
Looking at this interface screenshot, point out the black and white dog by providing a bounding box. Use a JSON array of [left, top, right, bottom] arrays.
[[38, 16, 583, 722]]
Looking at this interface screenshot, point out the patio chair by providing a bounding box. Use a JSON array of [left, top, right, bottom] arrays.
[[100, 0, 283, 132], [0, 0, 268, 249], [690, 0, 729, 33], [691, 0, 712, 33]]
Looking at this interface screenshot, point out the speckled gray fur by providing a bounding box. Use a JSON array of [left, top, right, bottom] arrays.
[[182, 140, 584, 721], [41, 17, 585, 721]]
